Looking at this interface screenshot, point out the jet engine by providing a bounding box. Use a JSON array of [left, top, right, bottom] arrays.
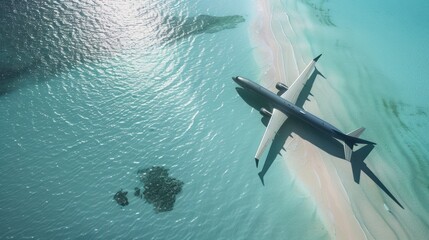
[[259, 108, 272, 117], [275, 82, 288, 92]]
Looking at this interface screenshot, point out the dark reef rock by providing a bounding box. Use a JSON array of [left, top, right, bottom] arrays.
[[137, 166, 184, 213], [162, 14, 245, 41], [113, 189, 129, 206]]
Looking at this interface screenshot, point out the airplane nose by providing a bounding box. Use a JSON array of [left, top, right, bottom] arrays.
[[232, 76, 243, 84], [232, 76, 248, 88], [232, 76, 239, 84]]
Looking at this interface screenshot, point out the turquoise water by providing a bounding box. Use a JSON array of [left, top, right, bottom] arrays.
[[2, 0, 428, 239], [0, 0, 328, 239], [331, 1, 429, 236], [295, 0, 429, 237]]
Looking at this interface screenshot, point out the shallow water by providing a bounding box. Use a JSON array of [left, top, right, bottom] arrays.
[[3, 0, 426, 238], [0, 0, 328, 239]]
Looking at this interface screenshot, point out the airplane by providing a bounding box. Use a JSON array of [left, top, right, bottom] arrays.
[[232, 54, 376, 180]]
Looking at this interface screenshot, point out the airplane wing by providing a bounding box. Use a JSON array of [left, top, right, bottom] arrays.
[[254, 54, 321, 167], [282, 54, 321, 104], [254, 108, 288, 166]]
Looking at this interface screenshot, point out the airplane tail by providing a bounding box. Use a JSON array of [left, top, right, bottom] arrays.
[[342, 127, 376, 161]]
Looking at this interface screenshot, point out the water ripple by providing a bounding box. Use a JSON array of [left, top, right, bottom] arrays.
[[0, 0, 330, 239]]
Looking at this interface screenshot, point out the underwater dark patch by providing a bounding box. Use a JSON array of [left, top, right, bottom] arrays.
[[113, 189, 129, 207], [137, 166, 184, 213], [162, 14, 245, 42], [301, 0, 336, 26], [381, 99, 409, 131]]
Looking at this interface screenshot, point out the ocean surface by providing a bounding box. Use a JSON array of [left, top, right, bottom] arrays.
[[0, 0, 428, 239], [0, 0, 327, 239]]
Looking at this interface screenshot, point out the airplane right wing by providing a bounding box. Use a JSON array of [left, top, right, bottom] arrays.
[[282, 54, 321, 104]]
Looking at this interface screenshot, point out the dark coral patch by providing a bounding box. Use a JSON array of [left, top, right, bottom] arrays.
[[137, 166, 184, 213]]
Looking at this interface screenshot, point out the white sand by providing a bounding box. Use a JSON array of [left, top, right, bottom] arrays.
[[250, 0, 412, 239]]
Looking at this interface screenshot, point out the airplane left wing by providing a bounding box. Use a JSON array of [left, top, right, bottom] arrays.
[[254, 108, 288, 167]]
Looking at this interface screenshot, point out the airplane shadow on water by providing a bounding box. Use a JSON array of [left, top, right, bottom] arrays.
[[235, 69, 404, 209]]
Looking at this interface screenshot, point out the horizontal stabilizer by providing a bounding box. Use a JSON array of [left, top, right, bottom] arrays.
[[343, 127, 375, 161], [344, 142, 353, 162], [347, 127, 365, 138]]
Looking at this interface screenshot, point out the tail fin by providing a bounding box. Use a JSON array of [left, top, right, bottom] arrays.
[[343, 127, 375, 161]]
